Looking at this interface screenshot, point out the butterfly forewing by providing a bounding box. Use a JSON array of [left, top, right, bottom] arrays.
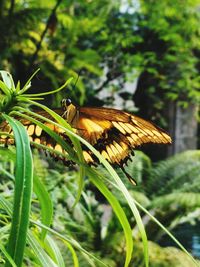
[[77, 107, 171, 146]]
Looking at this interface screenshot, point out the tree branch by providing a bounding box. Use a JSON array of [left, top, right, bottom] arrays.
[[95, 72, 122, 93], [9, 0, 15, 17], [0, 0, 6, 18], [27, 0, 62, 74]]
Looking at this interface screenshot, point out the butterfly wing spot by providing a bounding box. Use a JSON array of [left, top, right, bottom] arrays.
[[83, 151, 94, 163], [143, 136, 151, 143], [110, 143, 121, 164], [56, 127, 65, 134], [138, 132, 145, 138], [0, 134, 8, 139], [152, 130, 163, 138], [162, 132, 171, 143], [55, 144, 63, 153], [112, 121, 126, 134], [34, 138, 41, 144], [131, 117, 140, 126], [118, 122, 132, 134], [35, 126, 42, 137], [106, 145, 116, 164], [45, 123, 56, 132], [143, 128, 154, 137], [101, 150, 111, 162], [113, 139, 131, 163], [127, 136, 136, 147], [125, 123, 135, 133], [130, 133, 141, 144], [113, 140, 124, 154], [129, 124, 141, 134], [119, 141, 129, 156], [27, 125, 35, 136]]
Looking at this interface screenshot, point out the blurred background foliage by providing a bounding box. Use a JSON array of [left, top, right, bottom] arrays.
[[1, 149, 200, 266], [0, 0, 200, 108], [0, 0, 200, 266]]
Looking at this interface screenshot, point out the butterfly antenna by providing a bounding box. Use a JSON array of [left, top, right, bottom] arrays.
[[73, 70, 81, 89]]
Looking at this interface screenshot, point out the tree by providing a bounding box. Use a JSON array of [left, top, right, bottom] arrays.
[[133, 0, 200, 154], [0, 0, 199, 155]]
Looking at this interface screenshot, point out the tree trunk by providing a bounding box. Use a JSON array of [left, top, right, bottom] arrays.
[[168, 102, 198, 155]]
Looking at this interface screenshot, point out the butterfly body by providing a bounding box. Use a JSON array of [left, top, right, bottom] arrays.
[[0, 99, 172, 183]]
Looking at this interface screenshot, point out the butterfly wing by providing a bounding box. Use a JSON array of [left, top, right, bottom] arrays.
[[0, 109, 66, 149], [73, 106, 171, 166], [0, 104, 171, 184]]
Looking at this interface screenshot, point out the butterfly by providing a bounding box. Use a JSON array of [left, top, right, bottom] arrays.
[[0, 99, 172, 184]]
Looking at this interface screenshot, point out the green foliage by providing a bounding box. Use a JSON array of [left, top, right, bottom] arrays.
[[2, 147, 199, 266], [145, 150, 200, 197], [124, 150, 200, 254], [1, 0, 199, 112], [131, 241, 200, 267], [138, 0, 200, 106]]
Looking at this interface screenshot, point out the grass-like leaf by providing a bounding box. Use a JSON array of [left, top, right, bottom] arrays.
[[87, 168, 133, 267], [2, 115, 33, 267], [33, 174, 53, 240], [44, 235, 66, 267], [0, 243, 17, 267], [0, 71, 15, 91]]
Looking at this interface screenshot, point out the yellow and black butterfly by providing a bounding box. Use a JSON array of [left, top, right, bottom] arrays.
[[0, 99, 171, 184]]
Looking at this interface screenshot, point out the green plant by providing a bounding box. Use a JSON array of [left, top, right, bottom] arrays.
[[0, 71, 199, 267], [0, 71, 148, 266]]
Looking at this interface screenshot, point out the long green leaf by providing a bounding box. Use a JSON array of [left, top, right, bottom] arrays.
[[27, 233, 58, 267], [45, 235, 66, 267], [0, 71, 15, 90], [32, 220, 108, 267], [0, 196, 58, 267], [17, 69, 40, 94], [20, 77, 73, 96], [0, 80, 11, 96], [64, 241, 79, 267], [88, 168, 133, 267], [3, 115, 33, 267], [0, 243, 17, 267], [33, 174, 53, 240]]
